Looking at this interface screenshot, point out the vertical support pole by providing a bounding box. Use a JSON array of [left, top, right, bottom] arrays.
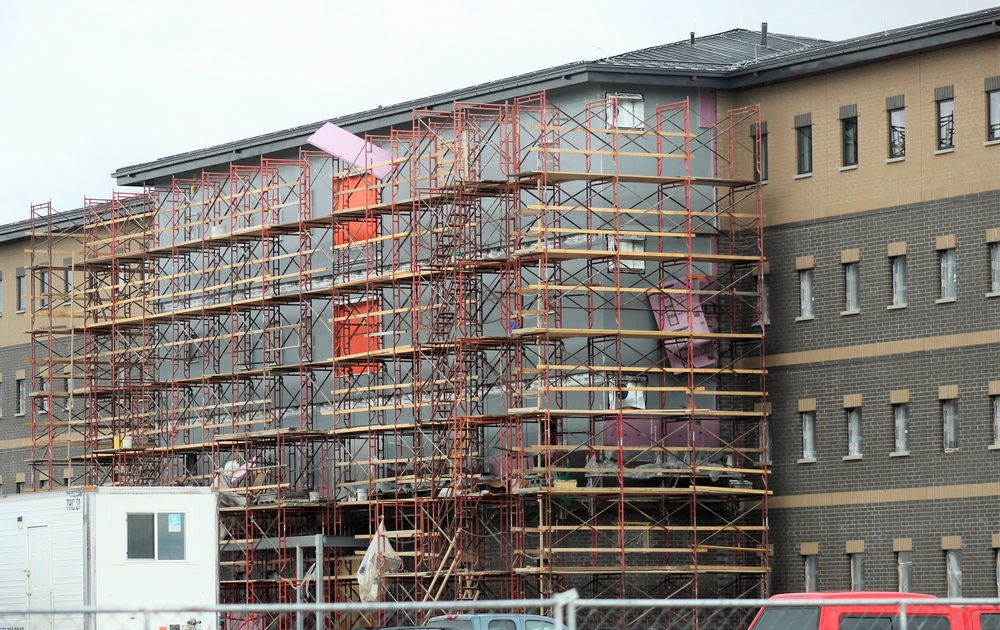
[[315, 534, 325, 630], [296, 545, 304, 630]]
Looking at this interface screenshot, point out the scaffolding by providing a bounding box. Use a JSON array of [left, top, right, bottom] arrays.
[[28, 93, 767, 627]]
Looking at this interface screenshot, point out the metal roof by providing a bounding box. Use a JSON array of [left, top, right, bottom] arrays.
[[105, 7, 1000, 186], [593, 29, 827, 72]]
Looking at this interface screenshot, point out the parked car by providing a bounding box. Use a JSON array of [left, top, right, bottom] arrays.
[[424, 614, 555, 630], [747, 592, 1000, 630]]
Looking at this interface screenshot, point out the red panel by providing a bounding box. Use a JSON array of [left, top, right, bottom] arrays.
[[334, 299, 381, 374], [334, 174, 379, 246]]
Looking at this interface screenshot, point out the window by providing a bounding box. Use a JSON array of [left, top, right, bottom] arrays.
[[990, 242, 1000, 294], [606, 93, 644, 129], [888, 106, 906, 158], [993, 395, 1000, 447], [799, 269, 815, 319], [898, 550, 913, 592], [38, 270, 50, 309], [607, 236, 645, 272], [997, 550, 1000, 597], [0, 381, 4, 418], [795, 114, 813, 175], [841, 112, 859, 167], [16, 269, 25, 313], [126, 512, 186, 560], [938, 99, 955, 149], [802, 411, 817, 460], [63, 258, 74, 298], [891, 255, 908, 306], [936, 87, 955, 150], [847, 407, 863, 457], [850, 552, 865, 591], [990, 88, 1000, 141], [38, 377, 48, 415], [940, 248, 957, 301], [844, 262, 860, 313], [804, 554, 819, 592], [16, 379, 25, 416], [942, 399, 959, 452], [946, 549, 962, 597], [753, 123, 769, 182], [0, 271, 4, 315], [894, 404, 910, 454], [15, 480, 24, 494]]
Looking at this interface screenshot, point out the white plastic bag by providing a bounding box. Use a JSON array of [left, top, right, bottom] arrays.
[[357, 520, 402, 602]]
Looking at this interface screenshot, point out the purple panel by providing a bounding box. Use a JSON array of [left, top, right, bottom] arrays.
[[306, 122, 392, 179], [600, 417, 722, 449], [649, 280, 718, 369], [601, 415, 661, 447]]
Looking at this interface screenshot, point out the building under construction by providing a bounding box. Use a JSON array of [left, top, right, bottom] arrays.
[[14, 10, 1000, 610], [28, 90, 767, 624]]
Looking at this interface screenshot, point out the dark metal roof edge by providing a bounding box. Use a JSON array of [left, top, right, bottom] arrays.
[[0, 207, 85, 245], [112, 65, 727, 185], [112, 61, 592, 180], [728, 8, 1000, 85], [113, 8, 1000, 182]]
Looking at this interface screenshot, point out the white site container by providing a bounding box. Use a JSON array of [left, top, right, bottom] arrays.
[[0, 486, 219, 630]]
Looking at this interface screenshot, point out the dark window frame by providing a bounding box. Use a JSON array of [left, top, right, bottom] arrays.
[[796, 126, 813, 175], [937, 98, 955, 150], [889, 108, 906, 158], [126, 511, 187, 561], [989, 90, 1000, 141], [842, 117, 859, 166]]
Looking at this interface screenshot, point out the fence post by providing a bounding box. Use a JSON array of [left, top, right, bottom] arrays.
[[551, 589, 579, 630]]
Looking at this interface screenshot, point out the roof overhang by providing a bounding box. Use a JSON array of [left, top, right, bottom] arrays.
[[728, 14, 1000, 89]]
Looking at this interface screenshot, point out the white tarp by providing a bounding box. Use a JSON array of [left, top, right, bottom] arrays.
[[357, 520, 402, 602]]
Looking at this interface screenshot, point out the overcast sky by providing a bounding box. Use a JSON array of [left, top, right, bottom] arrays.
[[0, 0, 995, 222]]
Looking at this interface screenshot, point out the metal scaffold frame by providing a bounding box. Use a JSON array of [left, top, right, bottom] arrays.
[[28, 91, 767, 629]]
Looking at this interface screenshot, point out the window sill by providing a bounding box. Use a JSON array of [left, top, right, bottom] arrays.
[[797, 458, 816, 464], [15, 413, 24, 418], [794, 172, 813, 180], [986, 292, 1000, 299], [842, 454, 863, 461], [840, 309, 860, 317], [944, 448, 960, 453], [795, 315, 815, 322], [935, 297, 957, 305], [988, 444, 1000, 451], [838, 164, 858, 172], [934, 147, 955, 155], [885, 156, 906, 164], [985, 139, 1000, 147], [887, 303, 908, 310], [15, 310, 24, 315], [889, 451, 910, 458]]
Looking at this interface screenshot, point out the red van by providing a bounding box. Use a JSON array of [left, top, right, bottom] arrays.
[[747, 592, 1000, 630]]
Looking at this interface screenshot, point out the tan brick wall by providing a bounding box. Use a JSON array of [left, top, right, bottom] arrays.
[[730, 39, 1000, 226]]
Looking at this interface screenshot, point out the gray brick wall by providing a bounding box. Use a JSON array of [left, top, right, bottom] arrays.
[[764, 188, 1000, 595], [764, 189, 1000, 355], [0, 342, 33, 492]]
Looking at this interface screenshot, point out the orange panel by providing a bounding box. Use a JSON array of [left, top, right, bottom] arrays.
[[334, 174, 379, 247], [334, 299, 382, 374]]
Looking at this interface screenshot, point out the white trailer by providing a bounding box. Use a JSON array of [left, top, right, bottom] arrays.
[[0, 486, 219, 630]]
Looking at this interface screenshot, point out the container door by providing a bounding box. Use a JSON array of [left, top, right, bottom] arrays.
[[26, 524, 54, 630]]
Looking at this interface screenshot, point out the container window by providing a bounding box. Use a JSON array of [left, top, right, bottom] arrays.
[[127, 513, 155, 559]]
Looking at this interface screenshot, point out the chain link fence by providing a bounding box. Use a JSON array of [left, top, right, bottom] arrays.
[[6, 594, 1000, 630]]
